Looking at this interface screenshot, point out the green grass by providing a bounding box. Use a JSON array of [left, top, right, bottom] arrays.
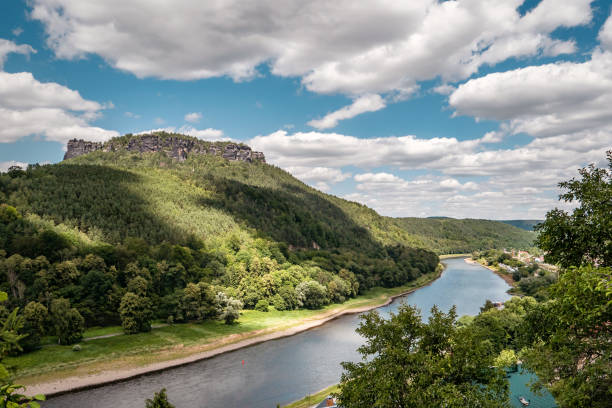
[[7, 271, 439, 384], [283, 384, 340, 408]]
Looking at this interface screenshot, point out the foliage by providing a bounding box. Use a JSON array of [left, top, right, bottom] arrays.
[[254, 299, 269, 312], [119, 292, 153, 334], [145, 388, 175, 408], [296, 280, 328, 309], [494, 349, 517, 370], [215, 292, 242, 324], [0, 383, 45, 408], [337, 304, 509, 407], [520, 266, 611, 407], [50, 298, 84, 345], [20, 302, 47, 352], [536, 150, 612, 268]]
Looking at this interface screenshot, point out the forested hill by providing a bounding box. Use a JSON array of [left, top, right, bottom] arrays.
[[498, 219, 542, 231], [393, 217, 535, 254], [0, 132, 535, 336]]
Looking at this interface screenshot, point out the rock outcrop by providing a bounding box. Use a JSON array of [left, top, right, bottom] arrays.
[[64, 133, 266, 163]]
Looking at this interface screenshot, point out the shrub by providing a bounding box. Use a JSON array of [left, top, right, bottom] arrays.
[[255, 299, 269, 312], [296, 280, 328, 309]]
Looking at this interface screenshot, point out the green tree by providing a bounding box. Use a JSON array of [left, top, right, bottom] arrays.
[[20, 302, 48, 352], [520, 266, 611, 407], [119, 292, 153, 334], [337, 305, 509, 407], [145, 388, 175, 408], [296, 280, 328, 309], [535, 151, 611, 268], [50, 298, 84, 345], [215, 292, 243, 324]]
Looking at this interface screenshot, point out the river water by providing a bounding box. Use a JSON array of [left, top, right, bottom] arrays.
[[44, 257, 513, 408]]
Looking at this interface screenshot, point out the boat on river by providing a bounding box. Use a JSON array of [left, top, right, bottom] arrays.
[[519, 396, 530, 406]]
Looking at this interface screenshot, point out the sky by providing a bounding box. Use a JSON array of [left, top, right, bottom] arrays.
[[1, 0, 611, 220]]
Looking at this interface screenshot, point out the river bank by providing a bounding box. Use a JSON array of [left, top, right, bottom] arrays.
[[464, 257, 516, 287], [22, 268, 444, 397]]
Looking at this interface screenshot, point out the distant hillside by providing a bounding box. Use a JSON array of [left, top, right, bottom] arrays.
[[499, 219, 542, 231], [393, 217, 535, 254]]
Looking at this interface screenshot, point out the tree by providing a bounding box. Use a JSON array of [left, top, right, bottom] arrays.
[[20, 302, 48, 351], [215, 292, 243, 324], [337, 305, 509, 408], [119, 292, 153, 334], [535, 151, 612, 268], [296, 280, 328, 309], [145, 388, 175, 408], [50, 298, 84, 345], [520, 266, 611, 407]]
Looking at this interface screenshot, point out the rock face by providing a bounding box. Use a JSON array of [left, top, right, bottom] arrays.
[[63, 134, 266, 163]]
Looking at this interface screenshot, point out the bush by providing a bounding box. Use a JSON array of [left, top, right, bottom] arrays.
[[255, 299, 269, 312], [296, 280, 328, 309], [119, 292, 153, 334], [50, 298, 84, 345], [271, 294, 286, 311], [145, 388, 175, 408]]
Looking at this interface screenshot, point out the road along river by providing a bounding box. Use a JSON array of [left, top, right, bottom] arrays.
[[44, 257, 512, 408]]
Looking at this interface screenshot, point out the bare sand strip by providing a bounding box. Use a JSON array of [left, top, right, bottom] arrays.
[[464, 257, 515, 287], [28, 271, 442, 398]]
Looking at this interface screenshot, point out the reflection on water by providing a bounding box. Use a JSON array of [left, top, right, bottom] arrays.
[[44, 257, 513, 408]]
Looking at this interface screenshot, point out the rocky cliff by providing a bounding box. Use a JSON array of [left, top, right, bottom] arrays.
[[63, 133, 265, 163]]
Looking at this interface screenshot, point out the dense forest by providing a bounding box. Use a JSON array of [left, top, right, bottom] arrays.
[[394, 217, 535, 254], [0, 133, 441, 355]]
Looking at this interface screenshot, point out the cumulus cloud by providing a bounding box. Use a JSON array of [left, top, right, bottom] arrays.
[[449, 49, 612, 138], [285, 166, 351, 191], [250, 130, 479, 169], [0, 39, 35, 68], [29, 0, 591, 97], [249, 124, 608, 219], [308, 94, 386, 129], [184, 112, 202, 123], [0, 55, 118, 144]]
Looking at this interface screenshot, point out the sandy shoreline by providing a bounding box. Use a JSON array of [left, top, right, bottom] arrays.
[[28, 269, 443, 398], [464, 257, 515, 287]]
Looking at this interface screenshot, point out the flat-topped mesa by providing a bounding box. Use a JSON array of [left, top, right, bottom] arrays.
[[63, 133, 265, 163]]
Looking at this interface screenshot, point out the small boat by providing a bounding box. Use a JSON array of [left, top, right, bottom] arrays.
[[518, 396, 530, 406]]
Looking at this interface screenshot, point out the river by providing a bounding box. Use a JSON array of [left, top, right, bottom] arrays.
[[44, 257, 513, 408]]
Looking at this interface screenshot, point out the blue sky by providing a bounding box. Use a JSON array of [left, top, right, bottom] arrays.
[[1, 0, 611, 219]]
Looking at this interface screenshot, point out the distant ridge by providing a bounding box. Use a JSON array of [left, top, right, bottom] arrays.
[[499, 220, 542, 231]]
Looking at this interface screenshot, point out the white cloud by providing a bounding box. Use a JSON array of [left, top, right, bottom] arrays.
[[250, 130, 479, 170], [450, 49, 612, 138], [125, 111, 140, 119], [184, 112, 202, 123], [286, 166, 351, 191], [0, 161, 28, 172], [0, 71, 101, 111], [0, 66, 118, 144], [12, 28, 24, 37], [308, 94, 386, 129], [154, 117, 165, 125], [599, 11, 612, 52], [249, 124, 608, 218], [29, 0, 591, 97], [0, 39, 35, 68]]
